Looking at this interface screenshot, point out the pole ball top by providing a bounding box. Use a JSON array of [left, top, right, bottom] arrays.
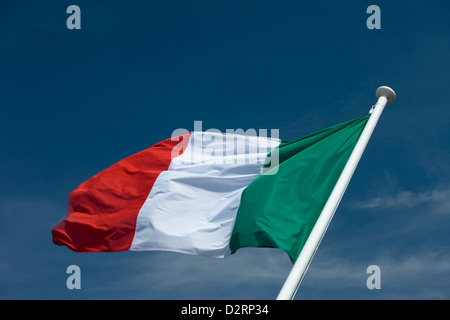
[[376, 86, 396, 103]]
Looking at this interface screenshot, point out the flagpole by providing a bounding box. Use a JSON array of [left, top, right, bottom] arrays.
[[276, 86, 396, 300]]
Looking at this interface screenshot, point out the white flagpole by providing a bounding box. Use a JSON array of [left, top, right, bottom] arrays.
[[276, 86, 396, 300]]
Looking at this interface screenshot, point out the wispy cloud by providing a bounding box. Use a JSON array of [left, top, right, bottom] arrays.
[[352, 185, 450, 213], [301, 247, 450, 299], [91, 247, 293, 299]]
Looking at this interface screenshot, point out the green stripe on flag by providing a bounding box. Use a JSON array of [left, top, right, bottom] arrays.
[[230, 114, 370, 263]]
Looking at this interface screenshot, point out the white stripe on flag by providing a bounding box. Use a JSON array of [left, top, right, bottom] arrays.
[[130, 132, 280, 257]]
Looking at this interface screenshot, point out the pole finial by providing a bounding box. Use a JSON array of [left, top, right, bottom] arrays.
[[376, 86, 396, 103]]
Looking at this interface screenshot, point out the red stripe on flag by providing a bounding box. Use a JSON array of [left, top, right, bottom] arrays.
[[52, 133, 191, 252]]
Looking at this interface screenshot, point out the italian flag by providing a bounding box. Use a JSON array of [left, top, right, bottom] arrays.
[[52, 114, 369, 263]]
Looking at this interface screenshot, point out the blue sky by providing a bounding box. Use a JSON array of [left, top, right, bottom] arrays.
[[1, 0, 449, 299]]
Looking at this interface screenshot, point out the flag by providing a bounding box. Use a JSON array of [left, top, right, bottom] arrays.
[[52, 114, 369, 262]]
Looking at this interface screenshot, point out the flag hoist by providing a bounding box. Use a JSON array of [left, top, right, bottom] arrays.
[[276, 86, 396, 300]]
